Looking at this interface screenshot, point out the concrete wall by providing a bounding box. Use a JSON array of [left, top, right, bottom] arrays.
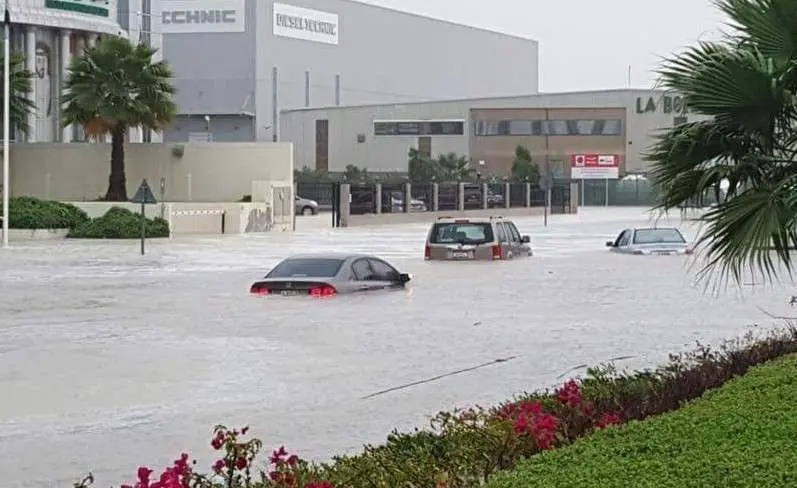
[[280, 88, 711, 174], [4, 142, 294, 202]]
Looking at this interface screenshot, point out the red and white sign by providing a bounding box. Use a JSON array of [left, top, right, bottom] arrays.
[[570, 154, 620, 179]]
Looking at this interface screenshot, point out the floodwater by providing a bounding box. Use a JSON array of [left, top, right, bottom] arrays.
[[0, 207, 793, 487]]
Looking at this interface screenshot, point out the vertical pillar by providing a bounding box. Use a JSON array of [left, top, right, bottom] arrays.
[[525, 182, 531, 207], [403, 182, 411, 213], [505, 181, 511, 209], [457, 182, 465, 212], [481, 182, 488, 210], [374, 182, 382, 214], [25, 27, 36, 142], [432, 183, 439, 212], [60, 30, 72, 143], [304, 70, 310, 107], [334, 74, 340, 106], [339, 183, 350, 227], [271, 66, 278, 142]]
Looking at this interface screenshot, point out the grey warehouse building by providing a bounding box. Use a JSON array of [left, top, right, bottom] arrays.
[[158, 0, 540, 143], [280, 89, 697, 177]]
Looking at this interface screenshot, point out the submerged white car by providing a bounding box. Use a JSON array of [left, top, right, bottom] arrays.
[[606, 227, 693, 255]]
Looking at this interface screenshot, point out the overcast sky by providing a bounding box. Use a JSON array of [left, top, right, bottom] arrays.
[[360, 0, 727, 92]]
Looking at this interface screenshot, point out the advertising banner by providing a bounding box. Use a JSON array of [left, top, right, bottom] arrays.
[[570, 154, 620, 179], [273, 2, 339, 45], [161, 0, 245, 34]]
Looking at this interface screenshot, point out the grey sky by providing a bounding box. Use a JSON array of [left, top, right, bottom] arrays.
[[360, 0, 726, 92]]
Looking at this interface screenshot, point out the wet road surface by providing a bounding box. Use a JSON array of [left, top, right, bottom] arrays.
[[0, 207, 792, 487]]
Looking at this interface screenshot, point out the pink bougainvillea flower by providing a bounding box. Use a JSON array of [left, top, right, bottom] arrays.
[[555, 379, 582, 408], [235, 457, 248, 470], [270, 446, 288, 464], [596, 412, 623, 429], [287, 454, 300, 467], [212, 459, 225, 473]]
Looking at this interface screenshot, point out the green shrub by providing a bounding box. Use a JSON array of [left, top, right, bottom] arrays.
[[0, 196, 89, 229], [488, 354, 797, 488], [68, 206, 169, 239]]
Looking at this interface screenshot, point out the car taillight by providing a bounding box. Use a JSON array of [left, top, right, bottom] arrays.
[[492, 244, 502, 260], [424, 244, 431, 259], [309, 285, 336, 297], [250, 285, 270, 295]]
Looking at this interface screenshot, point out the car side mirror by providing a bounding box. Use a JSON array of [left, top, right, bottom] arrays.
[[521, 235, 530, 243], [399, 273, 411, 283], [606, 241, 615, 247]]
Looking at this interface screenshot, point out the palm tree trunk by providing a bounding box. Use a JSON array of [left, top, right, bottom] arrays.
[[105, 126, 127, 201]]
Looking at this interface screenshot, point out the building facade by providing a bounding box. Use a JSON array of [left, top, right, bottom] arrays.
[[280, 89, 698, 176], [6, 0, 126, 143], [158, 0, 540, 143]]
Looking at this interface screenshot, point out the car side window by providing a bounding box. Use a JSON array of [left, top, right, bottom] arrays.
[[496, 223, 508, 242], [506, 221, 522, 241], [351, 259, 374, 280], [618, 230, 631, 246], [368, 259, 399, 281]]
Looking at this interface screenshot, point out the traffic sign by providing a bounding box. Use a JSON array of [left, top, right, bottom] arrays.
[[131, 179, 157, 204]]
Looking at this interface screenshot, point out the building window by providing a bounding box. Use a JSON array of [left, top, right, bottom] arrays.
[[374, 120, 464, 136], [473, 119, 623, 136]]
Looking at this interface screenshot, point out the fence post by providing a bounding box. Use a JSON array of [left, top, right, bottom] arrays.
[[339, 183, 350, 227], [481, 182, 488, 210], [404, 182, 411, 213], [374, 182, 382, 214], [505, 181, 511, 209], [458, 182, 465, 212], [432, 183, 439, 212], [525, 182, 531, 207]]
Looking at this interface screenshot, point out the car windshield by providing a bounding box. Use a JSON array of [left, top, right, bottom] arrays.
[[266, 258, 344, 278], [633, 228, 686, 244], [430, 222, 494, 244]]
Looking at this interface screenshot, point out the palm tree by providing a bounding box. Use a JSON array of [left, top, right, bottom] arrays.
[[62, 37, 177, 201], [646, 0, 797, 285], [0, 45, 35, 135]]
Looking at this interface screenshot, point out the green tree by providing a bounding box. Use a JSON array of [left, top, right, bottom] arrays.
[[511, 145, 540, 183], [0, 46, 35, 135], [294, 166, 332, 183], [62, 37, 177, 201], [408, 147, 438, 182], [436, 152, 474, 181], [343, 164, 370, 181], [646, 0, 797, 285]]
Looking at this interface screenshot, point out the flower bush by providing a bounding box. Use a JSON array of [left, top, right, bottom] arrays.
[[75, 426, 334, 488], [77, 324, 797, 488]]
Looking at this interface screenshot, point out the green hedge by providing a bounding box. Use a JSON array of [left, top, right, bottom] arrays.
[[68, 207, 170, 239], [1, 196, 89, 229], [488, 354, 797, 488]]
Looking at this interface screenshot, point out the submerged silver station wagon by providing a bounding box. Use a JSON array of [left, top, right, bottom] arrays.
[[424, 216, 532, 261]]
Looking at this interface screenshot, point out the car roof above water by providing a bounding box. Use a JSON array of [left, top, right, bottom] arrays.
[[281, 253, 374, 261], [434, 216, 511, 224]]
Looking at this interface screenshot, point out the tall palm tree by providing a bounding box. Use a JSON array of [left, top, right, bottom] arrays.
[[0, 45, 35, 135], [62, 37, 177, 201], [646, 0, 797, 285]]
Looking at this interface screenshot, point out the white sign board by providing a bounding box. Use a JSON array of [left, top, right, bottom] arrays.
[[161, 0, 245, 34], [570, 154, 620, 179], [273, 3, 339, 45], [45, 0, 110, 17]]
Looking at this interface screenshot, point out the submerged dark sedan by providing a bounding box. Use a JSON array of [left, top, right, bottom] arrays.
[[250, 253, 411, 297]]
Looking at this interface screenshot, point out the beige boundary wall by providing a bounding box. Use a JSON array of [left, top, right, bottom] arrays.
[[2, 142, 293, 202], [346, 207, 550, 226]]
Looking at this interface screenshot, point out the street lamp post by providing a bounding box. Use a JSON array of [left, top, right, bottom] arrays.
[[2, 2, 10, 248]]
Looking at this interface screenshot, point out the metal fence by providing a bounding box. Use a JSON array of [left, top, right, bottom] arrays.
[[575, 179, 719, 207]]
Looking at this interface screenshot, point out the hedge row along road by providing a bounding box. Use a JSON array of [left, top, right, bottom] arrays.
[[489, 354, 797, 488]]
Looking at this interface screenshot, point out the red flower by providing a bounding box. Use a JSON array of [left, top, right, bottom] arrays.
[[212, 460, 225, 473], [211, 433, 224, 450], [235, 457, 248, 470], [555, 380, 582, 408], [596, 412, 623, 429], [136, 467, 153, 488], [270, 446, 288, 464], [287, 454, 299, 467]]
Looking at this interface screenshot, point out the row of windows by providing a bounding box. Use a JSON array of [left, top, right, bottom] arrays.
[[374, 121, 465, 136], [474, 119, 623, 136]]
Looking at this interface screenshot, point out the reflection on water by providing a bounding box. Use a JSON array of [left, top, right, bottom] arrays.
[[0, 207, 791, 487]]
